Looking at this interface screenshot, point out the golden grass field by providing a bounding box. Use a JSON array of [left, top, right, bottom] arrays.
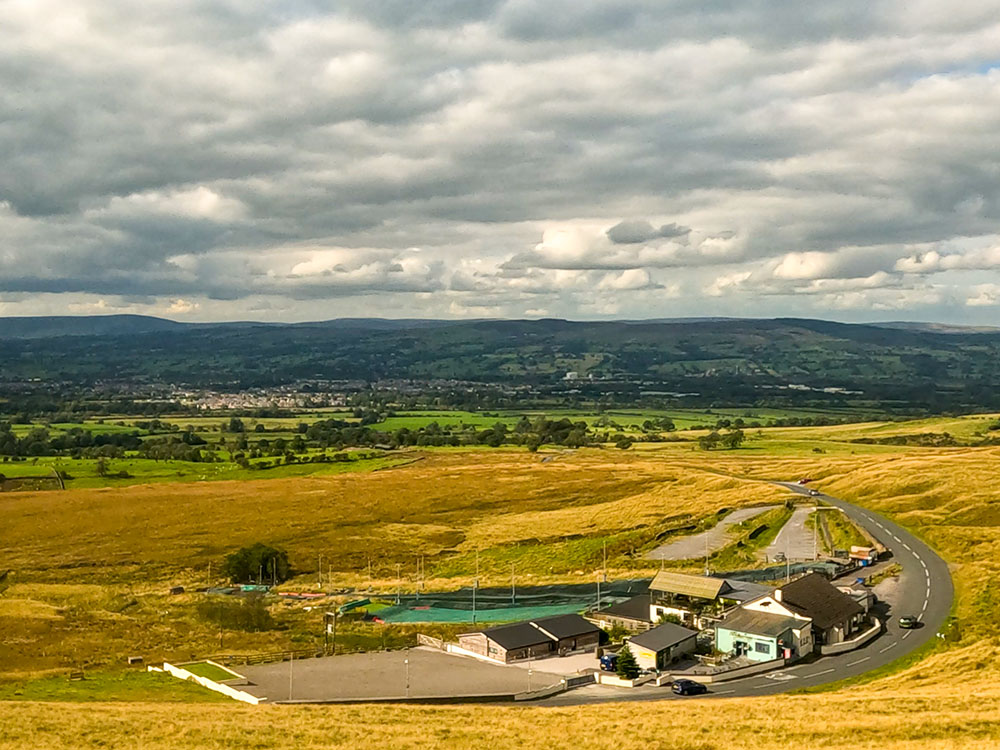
[[4, 416, 1000, 747]]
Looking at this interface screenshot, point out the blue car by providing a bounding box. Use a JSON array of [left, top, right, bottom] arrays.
[[600, 653, 618, 671], [672, 679, 708, 696]]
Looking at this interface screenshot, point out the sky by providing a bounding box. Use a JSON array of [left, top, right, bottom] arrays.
[[3, 1, 1000, 323]]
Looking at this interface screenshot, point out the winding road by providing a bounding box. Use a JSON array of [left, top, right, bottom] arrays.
[[539, 482, 954, 705]]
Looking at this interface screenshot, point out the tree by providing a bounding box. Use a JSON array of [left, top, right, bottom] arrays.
[[616, 642, 640, 679], [721, 429, 745, 449], [228, 417, 246, 433], [95, 457, 109, 477], [615, 436, 633, 450], [223, 543, 291, 584]]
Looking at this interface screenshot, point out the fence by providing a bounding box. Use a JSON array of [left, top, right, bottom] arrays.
[[417, 634, 446, 650]]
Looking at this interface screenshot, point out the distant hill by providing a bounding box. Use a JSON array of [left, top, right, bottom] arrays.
[[3, 315, 1000, 410], [0, 314, 186, 339]]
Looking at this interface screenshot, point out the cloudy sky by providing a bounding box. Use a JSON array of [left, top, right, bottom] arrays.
[[3, 1, 1000, 323]]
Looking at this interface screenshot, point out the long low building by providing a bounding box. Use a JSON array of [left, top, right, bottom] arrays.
[[457, 614, 602, 663]]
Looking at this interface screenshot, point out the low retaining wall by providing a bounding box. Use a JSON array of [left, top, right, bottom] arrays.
[[666, 657, 786, 685], [820, 618, 883, 656], [595, 672, 658, 688], [153, 662, 262, 704], [514, 680, 568, 701]]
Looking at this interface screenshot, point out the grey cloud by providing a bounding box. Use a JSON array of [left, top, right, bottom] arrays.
[[607, 220, 691, 244], [3, 1, 1000, 322]]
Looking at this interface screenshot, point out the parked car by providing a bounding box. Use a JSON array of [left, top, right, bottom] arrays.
[[798, 478, 813, 485], [808, 489, 820, 496], [898, 615, 920, 629], [599, 653, 618, 671], [672, 679, 708, 696]]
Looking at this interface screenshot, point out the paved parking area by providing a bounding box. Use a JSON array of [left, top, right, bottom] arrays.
[[647, 506, 778, 561], [234, 647, 563, 702], [764, 506, 818, 561], [506, 651, 599, 676]]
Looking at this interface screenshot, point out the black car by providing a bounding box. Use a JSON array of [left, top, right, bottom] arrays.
[[898, 615, 920, 629], [672, 679, 708, 696]]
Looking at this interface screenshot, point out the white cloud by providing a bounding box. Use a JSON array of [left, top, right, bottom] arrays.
[[3, 3, 1000, 321]]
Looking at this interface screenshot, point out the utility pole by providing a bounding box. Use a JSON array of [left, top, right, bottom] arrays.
[[404, 657, 410, 698], [367, 556, 372, 591], [813, 507, 818, 561], [396, 563, 402, 605], [288, 652, 294, 701], [473, 548, 479, 625], [511, 563, 516, 605], [318, 554, 323, 588], [704, 527, 710, 576], [596, 572, 602, 611], [602, 541, 608, 583]]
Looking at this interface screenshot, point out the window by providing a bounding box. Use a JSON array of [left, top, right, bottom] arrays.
[[755, 642, 770, 654]]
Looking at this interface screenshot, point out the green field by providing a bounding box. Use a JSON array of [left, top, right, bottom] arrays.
[[179, 662, 237, 681], [0, 670, 226, 702], [0, 453, 412, 488]]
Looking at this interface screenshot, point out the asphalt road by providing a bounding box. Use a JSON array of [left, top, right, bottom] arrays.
[[539, 482, 954, 706]]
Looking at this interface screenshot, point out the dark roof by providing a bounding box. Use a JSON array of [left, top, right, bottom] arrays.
[[595, 594, 652, 622], [628, 622, 698, 652], [481, 614, 599, 650], [532, 613, 601, 640], [719, 579, 774, 603], [481, 621, 551, 650], [778, 573, 864, 630], [717, 608, 808, 638]]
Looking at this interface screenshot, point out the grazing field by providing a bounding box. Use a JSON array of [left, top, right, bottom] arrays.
[[4, 414, 1000, 725], [3, 683, 1000, 749]]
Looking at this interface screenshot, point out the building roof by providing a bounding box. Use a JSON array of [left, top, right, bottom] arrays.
[[481, 614, 600, 650], [650, 571, 730, 600], [778, 573, 864, 630], [481, 621, 552, 650], [532, 613, 601, 640], [594, 594, 652, 623], [717, 607, 809, 638], [628, 622, 698, 652], [719, 579, 774, 603]]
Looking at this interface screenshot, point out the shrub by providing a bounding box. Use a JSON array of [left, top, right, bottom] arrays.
[[616, 642, 640, 679], [223, 543, 291, 584]]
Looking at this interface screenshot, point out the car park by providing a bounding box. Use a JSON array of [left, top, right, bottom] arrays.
[[671, 679, 708, 696]]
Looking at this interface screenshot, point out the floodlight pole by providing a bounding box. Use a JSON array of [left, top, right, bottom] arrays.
[[396, 563, 402, 605], [318, 553, 323, 588], [510, 563, 515, 605], [288, 652, 293, 701], [473, 549, 479, 625], [404, 657, 410, 698]]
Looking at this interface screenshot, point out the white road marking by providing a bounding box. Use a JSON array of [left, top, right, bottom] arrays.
[[875, 522, 886, 530], [879, 644, 895, 654], [764, 673, 798, 682], [920, 560, 927, 570], [921, 601, 928, 614], [903, 543, 912, 551], [714, 690, 734, 695], [847, 656, 870, 667], [902, 631, 911, 640], [805, 668, 836, 678]]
